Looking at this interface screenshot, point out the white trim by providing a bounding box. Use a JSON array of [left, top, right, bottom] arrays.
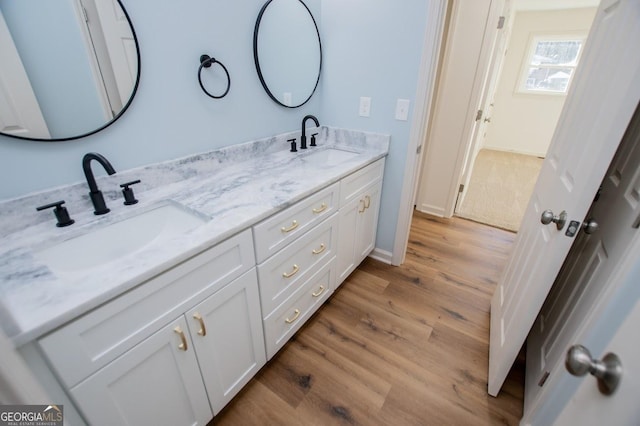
[[391, 0, 449, 266], [0, 330, 49, 404], [415, 203, 447, 217], [481, 145, 546, 158], [368, 248, 393, 265]]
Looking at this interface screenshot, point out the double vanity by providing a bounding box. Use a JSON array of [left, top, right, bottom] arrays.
[[0, 126, 389, 425]]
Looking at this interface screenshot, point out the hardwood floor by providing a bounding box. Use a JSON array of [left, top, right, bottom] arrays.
[[212, 212, 524, 425]]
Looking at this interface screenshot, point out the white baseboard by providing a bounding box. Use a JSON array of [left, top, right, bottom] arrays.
[[481, 145, 546, 158], [368, 247, 393, 264], [416, 203, 446, 217]]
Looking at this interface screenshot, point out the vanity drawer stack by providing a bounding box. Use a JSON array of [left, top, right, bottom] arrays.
[[253, 182, 339, 359]]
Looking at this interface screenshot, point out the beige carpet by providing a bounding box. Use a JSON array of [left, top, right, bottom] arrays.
[[456, 149, 543, 232]]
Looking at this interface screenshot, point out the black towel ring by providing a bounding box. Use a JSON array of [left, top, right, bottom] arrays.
[[198, 54, 231, 99]]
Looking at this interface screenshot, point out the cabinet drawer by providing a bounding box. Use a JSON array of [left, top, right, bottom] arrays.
[[257, 214, 337, 316], [253, 182, 339, 263], [39, 229, 255, 388], [263, 258, 335, 359], [339, 158, 385, 207]]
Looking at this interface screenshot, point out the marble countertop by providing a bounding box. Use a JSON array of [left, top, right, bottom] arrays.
[[0, 126, 389, 346]]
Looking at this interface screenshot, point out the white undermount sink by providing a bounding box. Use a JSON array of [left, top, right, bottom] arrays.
[[34, 203, 207, 276], [303, 148, 359, 165]]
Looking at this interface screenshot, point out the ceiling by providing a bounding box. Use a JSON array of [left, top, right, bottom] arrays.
[[514, 0, 600, 11]]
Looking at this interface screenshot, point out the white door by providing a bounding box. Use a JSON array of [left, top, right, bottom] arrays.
[[0, 10, 50, 139], [186, 270, 266, 414], [525, 104, 640, 405], [88, 0, 137, 108], [488, 0, 640, 396], [71, 317, 212, 426], [456, 0, 510, 211], [525, 106, 640, 409], [554, 298, 640, 425]]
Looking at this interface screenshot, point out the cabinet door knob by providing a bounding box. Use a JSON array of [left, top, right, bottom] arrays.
[[281, 220, 299, 233], [285, 309, 301, 324], [282, 264, 300, 278], [312, 203, 327, 214], [193, 312, 207, 337], [174, 326, 188, 351], [364, 195, 371, 209], [358, 199, 366, 213], [312, 285, 326, 298]]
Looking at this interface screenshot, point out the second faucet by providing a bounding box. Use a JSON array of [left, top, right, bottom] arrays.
[[300, 115, 319, 150]]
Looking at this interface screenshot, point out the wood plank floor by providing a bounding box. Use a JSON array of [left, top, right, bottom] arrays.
[[212, 212, 524, 425]]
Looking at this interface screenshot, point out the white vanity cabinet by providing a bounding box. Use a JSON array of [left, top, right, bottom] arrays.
[[337, 158, 385, 285], [26, 154, 387, 424], [37, 229, 265, 425]]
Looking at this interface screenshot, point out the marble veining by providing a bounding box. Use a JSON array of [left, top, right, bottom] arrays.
[[0, 126, 389, 346]]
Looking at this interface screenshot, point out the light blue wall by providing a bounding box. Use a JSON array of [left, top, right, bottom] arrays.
[[320, 0, 429, 254], [0, 0, 321, 200], [0, 0, 431, 258], [0, 0, 105, 137]]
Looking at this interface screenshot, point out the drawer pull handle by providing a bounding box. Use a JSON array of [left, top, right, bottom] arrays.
[[281, 220, 299, 233], [282, 264, 300, 278], [364, 195, 371, 209], [285, 309, 301, 324], [174, 326, 188, 351], [193, 312, 207, 337], [312, 285, 326, 297], [312, 243, 326, 255], [358, 199, 366, 213], [312, 203, 328, 214]]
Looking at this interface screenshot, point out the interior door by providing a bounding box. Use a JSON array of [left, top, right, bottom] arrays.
[[85, 0, 137, 109], [456, 0, 510, 211], [0, 10, 50, 139], [525, 102, 640, 410], [488, 0, 640, 396]]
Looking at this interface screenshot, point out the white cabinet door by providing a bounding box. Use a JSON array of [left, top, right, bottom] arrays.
[[337, 194, 360, 285], [337, 180, 382, 286], [71, 317, 212, 426], [186, 269, 266, 414], [356, 181, 382, 260]]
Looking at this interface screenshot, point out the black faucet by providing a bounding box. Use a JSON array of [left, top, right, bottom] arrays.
[[83, 152, 116, 215], [300, 114, 319, 150]]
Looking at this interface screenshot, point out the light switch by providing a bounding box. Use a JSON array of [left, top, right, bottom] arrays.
[[359, 97, 371, 117], [395, 98, 410, 121]]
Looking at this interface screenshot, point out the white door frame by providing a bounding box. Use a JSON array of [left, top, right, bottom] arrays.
[[391, 0, 449, 265]]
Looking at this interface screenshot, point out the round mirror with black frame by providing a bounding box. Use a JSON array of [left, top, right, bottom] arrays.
[[253, 0, 321, 109], [0, 0, 140, 142]]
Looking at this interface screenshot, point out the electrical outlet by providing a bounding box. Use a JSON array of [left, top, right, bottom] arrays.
[[395, 99, 410, 121], [283, 92, 292, 106], [359, 97, 371, 117]]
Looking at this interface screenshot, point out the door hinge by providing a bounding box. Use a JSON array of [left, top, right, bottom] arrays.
[[458, 184, 464, 193], [475, 109, 483, 121], [82, 7, 89, 23], [497, 16, 505, 29]]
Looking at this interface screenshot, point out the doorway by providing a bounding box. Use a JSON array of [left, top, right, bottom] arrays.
[[416, 0, 600, 232]]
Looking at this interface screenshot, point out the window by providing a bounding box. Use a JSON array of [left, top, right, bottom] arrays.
[[518, 35, 585, 95]]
